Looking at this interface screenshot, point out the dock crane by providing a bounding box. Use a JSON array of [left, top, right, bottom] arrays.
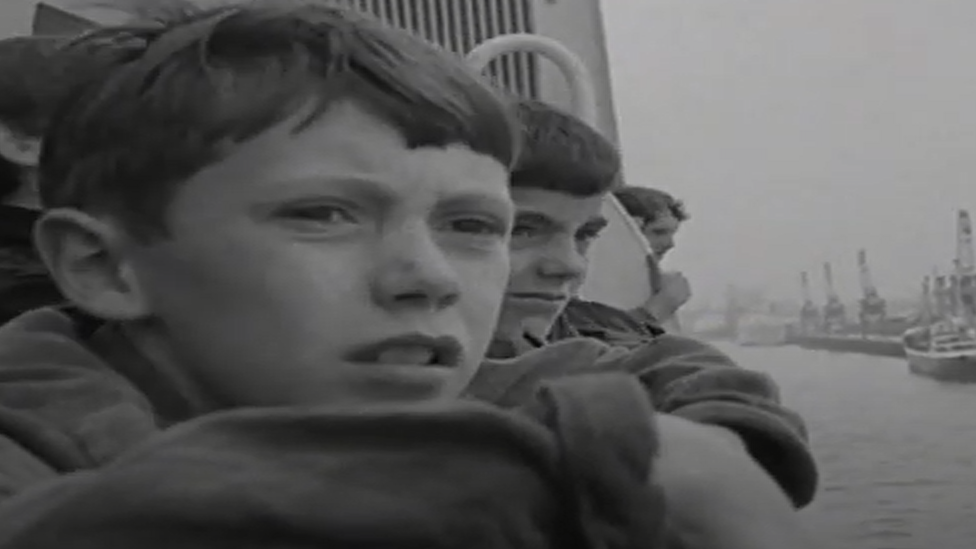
[[822, 262, 846, 333], [798, 271, 819, 334], [856, 249, 886, 334]]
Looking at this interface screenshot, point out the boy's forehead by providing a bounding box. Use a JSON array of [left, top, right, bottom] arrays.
[[180, 102, 512, 206], [511, 188, 607, 225]]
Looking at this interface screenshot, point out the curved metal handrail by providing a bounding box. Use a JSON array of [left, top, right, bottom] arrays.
[[465, 33, 657, 262]]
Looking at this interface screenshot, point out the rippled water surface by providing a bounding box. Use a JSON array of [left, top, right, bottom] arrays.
[[714, 342, 976, 548]]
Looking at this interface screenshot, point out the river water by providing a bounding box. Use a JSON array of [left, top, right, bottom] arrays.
[[713, 342, 976, 548]]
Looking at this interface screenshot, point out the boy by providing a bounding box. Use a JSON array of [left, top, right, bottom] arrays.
[[616, 186, 687, 261], [0, 36, 81, 324], [0, 3, 817, 548], [480, 98, 816, 507], [488, 99, 662, 349], [615, 185, 693, 324]]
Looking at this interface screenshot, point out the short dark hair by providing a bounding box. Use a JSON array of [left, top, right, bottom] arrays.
[[39, 1, 520, 240], [509, 99, 620, 197], [0, 35, 106, 199], [613, 186, 688, 224]]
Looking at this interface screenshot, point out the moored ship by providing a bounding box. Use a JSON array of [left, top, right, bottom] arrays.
[[904, 319, 976, 383], [735, 314, 790, 347], [903, 210, 976, 382], [789, 257, 907, 357]]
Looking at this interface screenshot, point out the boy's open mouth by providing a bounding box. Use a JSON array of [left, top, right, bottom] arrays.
[[344, 334, 463, 368]]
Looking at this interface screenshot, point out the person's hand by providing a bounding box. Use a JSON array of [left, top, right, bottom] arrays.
[[642, 270, 692, 321], [653, 414, 823, 549], [659, 272, 692, 308]]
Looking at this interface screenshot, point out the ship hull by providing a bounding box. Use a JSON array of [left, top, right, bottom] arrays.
[[736, 334, 788, 347], [735, 321, 789, 347], [788, 333, 905, 357], [905, 347, 976, 383]]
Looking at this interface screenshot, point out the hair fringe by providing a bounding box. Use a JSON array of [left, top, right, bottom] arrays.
[[39, 2, 520, 240]]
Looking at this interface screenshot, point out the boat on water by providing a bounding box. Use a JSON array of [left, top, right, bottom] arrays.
[[903, 319, 976, 383], [903, 210, 976, 382]]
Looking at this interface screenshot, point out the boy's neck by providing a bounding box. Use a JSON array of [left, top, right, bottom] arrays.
[[89, 320, 222, 424]]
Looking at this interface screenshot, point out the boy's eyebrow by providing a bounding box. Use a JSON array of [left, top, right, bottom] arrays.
[[583, 216, 609, 232], [513, 211, 608, 235], [437, 192, 514, 218], [248, 174, 390, 205], [513, 211, 557, 227], [249, 174, 511, 213]]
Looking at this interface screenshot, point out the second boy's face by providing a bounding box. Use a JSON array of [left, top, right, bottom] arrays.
[[495, 188, 607, 341], [123, 102, 513, 408]]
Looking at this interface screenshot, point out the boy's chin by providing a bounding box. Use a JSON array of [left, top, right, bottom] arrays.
[[520, 315, 559, 341], [497, 308, 559, 339], [314, 362, 472, 408]]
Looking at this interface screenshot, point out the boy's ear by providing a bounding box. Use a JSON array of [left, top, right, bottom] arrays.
[[0, 123, 41, 167], [34, 209, 151, 321]]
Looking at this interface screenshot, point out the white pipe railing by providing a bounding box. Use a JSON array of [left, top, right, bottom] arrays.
[[466, 33, 658, 263]]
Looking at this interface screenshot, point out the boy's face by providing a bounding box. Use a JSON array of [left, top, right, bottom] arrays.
[[495, 188, 607, 341], [116, 102, 513, 408], [640, 210, 681, 259]]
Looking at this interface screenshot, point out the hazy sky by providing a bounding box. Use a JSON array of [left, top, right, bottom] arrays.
[[602, 0, 976, 306]]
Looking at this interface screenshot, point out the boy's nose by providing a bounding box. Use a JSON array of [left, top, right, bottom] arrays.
[[370, 227, 461, 311], [537, 240, 587, 283]]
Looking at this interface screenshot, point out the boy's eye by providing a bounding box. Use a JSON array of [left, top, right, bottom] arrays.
[[576, 228, 602, 244], [276, 204, 358, 229], [448, 216, 508, 237], [512, 223, 541, 239]]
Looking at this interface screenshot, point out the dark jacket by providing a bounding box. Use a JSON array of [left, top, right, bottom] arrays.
[[0, 205, 63, 325], [550, 298, 663, 346], [487, 297, 817, 510], [0, 308, 816, 547]]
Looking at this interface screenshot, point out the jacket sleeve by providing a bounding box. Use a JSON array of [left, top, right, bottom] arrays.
[[0, 412, 60, 500], [0, 393, 665, 549], [550, 299, 663, 345], [0, 239, 66, 325], [0, 310, 160, 503], [595, 334, 818, 508], [471, 336, 818, 509]]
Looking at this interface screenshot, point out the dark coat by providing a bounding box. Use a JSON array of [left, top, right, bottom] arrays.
[[0, 204, 63, 325]]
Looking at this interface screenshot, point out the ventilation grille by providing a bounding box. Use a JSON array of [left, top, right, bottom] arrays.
[[344, 0, 538, 99]]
